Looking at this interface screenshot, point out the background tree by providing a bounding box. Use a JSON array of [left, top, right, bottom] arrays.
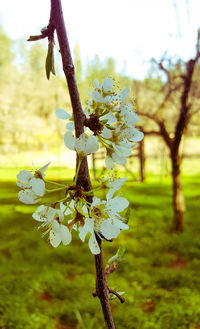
[[135, 30, 200, 232]]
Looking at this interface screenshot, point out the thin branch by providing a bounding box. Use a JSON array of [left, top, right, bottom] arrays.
[[108, 288, 125, 304], [173, 30, 200, 155], [27, 22, 55, 41], [94, 235, 115, 329], [158, 120, 173, 149], [47, 1, 115, 328]]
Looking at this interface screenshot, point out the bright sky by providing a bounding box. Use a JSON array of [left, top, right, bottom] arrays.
[[0, 0, 199, 79]]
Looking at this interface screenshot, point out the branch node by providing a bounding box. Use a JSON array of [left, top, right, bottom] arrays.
[[63, 63, 75, 76]]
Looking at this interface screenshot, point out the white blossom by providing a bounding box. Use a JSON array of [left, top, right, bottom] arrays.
[[32, 205, 72, 248], [79, 189, 129, 255], [64, 132, 99, 156], [16, 164, 49, 204]]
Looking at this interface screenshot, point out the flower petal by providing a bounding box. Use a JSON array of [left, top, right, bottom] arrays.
[[31, 178, 45, 196], [16, 170, 33, 187], [18, 189, 40, 204], [113, 218, 129, 230], [66, 122, 75, 131], [128, 128, 144, 142], [64, 132, 75, 150], [56, 109, 71, 120], [92, 90, 106, 103], [32, 205, 55, 222], [102, 77, 113, 92], [49, 229, 61, 248], [79, 218, 94, 242], [88, 234, 101, 254], [105, 156, 114, 171], [119, 88, 130, 101], [85, 135, 99, 154], [59, 224, 72, 245], [108, 196, 129, 213], [100, 221, 120, 240], [112, 152, 127, 165], [94, 78, 100, 88], [39, 162, 50, 178], [101, 127, 112, 139]]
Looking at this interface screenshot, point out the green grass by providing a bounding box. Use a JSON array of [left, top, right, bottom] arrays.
[[0, 168, 200, 329]]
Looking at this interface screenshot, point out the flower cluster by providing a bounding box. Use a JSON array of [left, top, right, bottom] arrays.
[[17, 168, 129, 254], [56, 77, 144, 170], [16, 163, 49, 204], [17, 78, 144, 255]]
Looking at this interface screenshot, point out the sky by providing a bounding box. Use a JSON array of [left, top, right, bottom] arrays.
[[0, 0, 199, 79]]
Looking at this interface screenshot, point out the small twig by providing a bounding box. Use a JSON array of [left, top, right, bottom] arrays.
[[27, 21, 55, 42], [108, 288, 125, 304]]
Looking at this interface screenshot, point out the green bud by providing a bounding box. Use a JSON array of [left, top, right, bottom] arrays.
[[46, 42, 56, 80]]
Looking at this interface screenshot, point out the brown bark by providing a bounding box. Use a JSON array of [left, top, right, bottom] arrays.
[[94, 235, 115, 329], [171, 153, 185, 232]]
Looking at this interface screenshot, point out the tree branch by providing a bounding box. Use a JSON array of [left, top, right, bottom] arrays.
[[173, 29, 200, 155], [47, 1, 115, 328]]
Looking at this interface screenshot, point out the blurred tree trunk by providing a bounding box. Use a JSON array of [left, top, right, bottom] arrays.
[[171, 151, 185, 232]]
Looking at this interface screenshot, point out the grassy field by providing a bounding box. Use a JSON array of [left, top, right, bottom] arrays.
[[0, 167, 200, 329]]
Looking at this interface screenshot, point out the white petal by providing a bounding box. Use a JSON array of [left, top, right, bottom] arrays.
[[92, 90, 105, 103], [108, 196, 129, 213], [124, 111, 140, 125], [49, 230, 61, 248], [119, 88, 130, 101], [128, 128, 144, 142], [102, 77, 113, 92], [108, 177, 127, 190], [107, 178, 127, 199], [100, 221, 120, 239], [114, 218, 129, 230], [64, 132, 75, 150], [18, 189, 40, 204], [56, 109, 71, 120], [113, 142, 132, 157], [85, 135, 99, 154], [112, 152, 127, 165], [59, 224, 72, 245], [91, 197, 102, 208], [88, 234, 101, 254], [79, 218, 94, 242], [103, 112, 117, 124], [56, 209, 64, 222], [39, 162, 50, 178], [31, 178, 45, 196], [101, 127, 112, 139], [94, 78, 100, 88], [105, 156, 114, 171], [32, 205, 55, 222], [17, 170, 33, 187], [66, 122, 74, 131], [74, 133, 85, 153]]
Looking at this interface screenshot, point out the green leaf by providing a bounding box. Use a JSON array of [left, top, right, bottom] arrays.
[[45, 42, 56, 80]]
